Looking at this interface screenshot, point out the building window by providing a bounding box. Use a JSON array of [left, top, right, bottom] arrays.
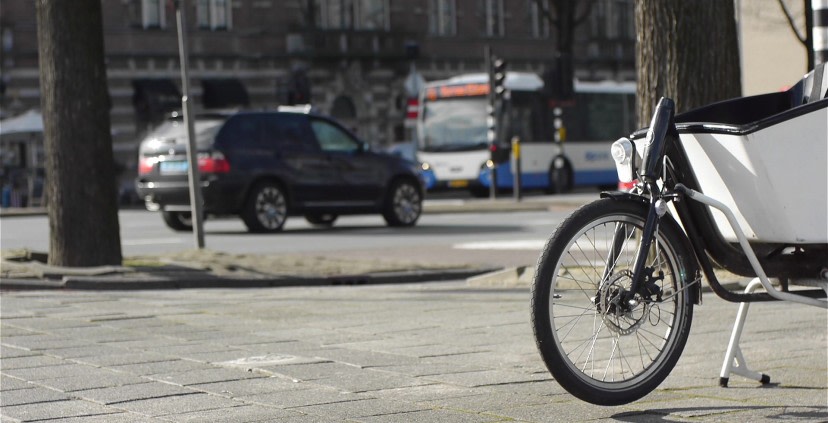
[[590, 0, 633, 40], [429, 0, 456, 36], [531, 0, 550, 39], [485, 0, 505, 37], [357, 0, 388, 30], [197, 0, 232, 30], [142, 0, 165, 29], [314, 0, 388, 30]]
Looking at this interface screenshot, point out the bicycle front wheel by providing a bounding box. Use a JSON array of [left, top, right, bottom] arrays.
[[531, 198, 697, 406]]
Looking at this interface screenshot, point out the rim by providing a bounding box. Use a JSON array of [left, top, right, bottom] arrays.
[[255, 186, 287, 229], [392, 183, 421, 224], [176, 212, 193, 226], [548, 214, 685, 389]]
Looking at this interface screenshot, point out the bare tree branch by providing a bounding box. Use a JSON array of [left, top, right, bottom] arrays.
[[534, 0, 559, 28], [776, 0, 806, 44], [574, 0, 597, 26]]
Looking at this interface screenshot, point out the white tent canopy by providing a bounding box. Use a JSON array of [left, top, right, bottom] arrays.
[[0, 109, 44, 137]]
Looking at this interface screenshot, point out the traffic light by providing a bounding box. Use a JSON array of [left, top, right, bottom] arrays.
[[492, 57, 508, 101]]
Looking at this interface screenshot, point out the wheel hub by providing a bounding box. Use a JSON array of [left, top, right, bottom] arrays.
[[595, 270, 649, 336]]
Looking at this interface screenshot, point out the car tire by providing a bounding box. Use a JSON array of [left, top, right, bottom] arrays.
[[241, 182, 288, 233], [305, 213, 338, 227], [382, 179, 422, 227], [162, 211, 193, 232]]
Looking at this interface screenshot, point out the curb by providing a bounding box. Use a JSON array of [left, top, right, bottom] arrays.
[[0, 268, 496, 291], [465, 266, 747, 292]]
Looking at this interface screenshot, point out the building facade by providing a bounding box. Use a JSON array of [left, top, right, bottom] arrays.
[[0, 0, 635, 197]]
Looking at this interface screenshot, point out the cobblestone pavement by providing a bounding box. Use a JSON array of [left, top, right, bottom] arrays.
[[1, 281, 826, 422]]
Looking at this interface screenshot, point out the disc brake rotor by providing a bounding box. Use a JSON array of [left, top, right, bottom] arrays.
[[595, 270, 649, 336]]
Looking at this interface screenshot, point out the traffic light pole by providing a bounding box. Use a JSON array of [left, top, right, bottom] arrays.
[[484, 45, 497, 200]]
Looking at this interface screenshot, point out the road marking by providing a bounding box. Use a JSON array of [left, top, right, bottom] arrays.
[[122, 238, 186, 246], [453, 239, 547, 250]]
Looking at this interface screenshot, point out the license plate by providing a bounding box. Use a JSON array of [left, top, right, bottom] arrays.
[[159, 160, 188, 174], [448, 180, 469, 188]]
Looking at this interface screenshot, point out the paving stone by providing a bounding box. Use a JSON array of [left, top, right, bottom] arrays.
[[420, 391, 553, 414], [0, 376, 33, 391], [111, 359, 212, 376], [147, 367, 269, 386], [296, 397, 428, 419], [353, 409, 504, 423], [29, 370, 148, 392], [38, 412, 160, 422], [1, 282, 825, 422], [0, 335, 92, 351], [0, 326, 39, 337], [73, 382, 198, 405], [313, 370, 434, 393], [0, 354, 66, 369], [311, 348, 422, 368], [163, 404, 297, 422], [113, 393, 246, 417], [31, 344, 132, 359], [241, 387, 367, 409], [70, 352, 173, 367], [2, 363, 101, 381], [1, 317, 96, 331], [376, 362, 487, 377], [421, 369, 551, 388], [260, 362, 364, 381], [189, 377, 306, 398], [0, 399, 120, 421], [370, 384, 482, 403], [0, 386, 70, 406]]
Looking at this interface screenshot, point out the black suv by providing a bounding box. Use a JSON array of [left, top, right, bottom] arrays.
[[135, 109, 424, 232]]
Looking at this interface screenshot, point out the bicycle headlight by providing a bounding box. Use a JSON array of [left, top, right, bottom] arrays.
[[611, 137, 635, 183]]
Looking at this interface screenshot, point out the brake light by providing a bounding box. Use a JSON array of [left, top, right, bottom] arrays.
[[198, 152, 231, 174], [138, 157, 158, 175]]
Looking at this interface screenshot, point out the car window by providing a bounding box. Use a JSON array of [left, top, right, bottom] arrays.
[[310, 119, 361, 153], [262, 114, 318, 153], [215, 115, 261, 148]]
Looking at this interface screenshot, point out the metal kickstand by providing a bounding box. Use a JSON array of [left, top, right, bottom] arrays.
[[719, 278, 772, 387]]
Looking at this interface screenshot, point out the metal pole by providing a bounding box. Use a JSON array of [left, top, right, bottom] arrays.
[[175, 0, 205, 249], [511, 136, 521, 202], [814, 0, 828, 65], [485, 45, 497, 200]]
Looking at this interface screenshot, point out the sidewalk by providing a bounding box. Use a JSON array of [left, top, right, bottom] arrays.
[[2, 281, 825, 422]]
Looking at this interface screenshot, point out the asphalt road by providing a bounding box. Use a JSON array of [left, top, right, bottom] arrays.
[[0, 196, 586, 269]]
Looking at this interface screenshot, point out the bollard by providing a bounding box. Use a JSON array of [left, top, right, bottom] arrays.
[[512, 136, 522, 202]]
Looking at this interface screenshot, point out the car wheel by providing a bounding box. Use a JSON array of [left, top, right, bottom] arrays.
[[305, 213, 338, 227], [241, 182, 288, 233], [162, 211, 193, 232], [383, 179, 422, 227]]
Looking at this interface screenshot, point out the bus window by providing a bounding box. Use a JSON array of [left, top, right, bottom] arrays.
[[560, 92, 635, 142], [421, 97, 489, 151], [504, 91, 548, 143]]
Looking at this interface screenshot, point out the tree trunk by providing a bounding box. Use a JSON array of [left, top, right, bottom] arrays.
[[635, 0, 742, 126], [36, 0, 122, 266]]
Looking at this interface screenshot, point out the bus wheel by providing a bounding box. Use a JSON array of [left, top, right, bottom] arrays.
[[546, 157, 572, 194], [470, 186, 490, 198]]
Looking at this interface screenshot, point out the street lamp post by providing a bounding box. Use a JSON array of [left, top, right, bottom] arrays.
[[174, 0, 205, 249]]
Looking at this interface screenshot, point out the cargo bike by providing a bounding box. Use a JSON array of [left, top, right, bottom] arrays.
[[531, 65, 828, 406]]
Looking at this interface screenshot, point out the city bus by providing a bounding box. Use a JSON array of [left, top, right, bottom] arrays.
[[416, 72, 636, 196]]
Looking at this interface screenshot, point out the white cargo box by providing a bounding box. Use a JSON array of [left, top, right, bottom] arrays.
[[679, 107, 827, 244]]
